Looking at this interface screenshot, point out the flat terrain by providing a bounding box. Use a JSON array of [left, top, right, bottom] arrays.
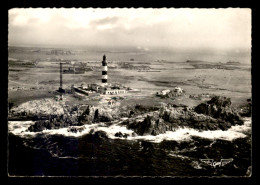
[[7, 46, 252, 177], [8, 46, 251, 108]]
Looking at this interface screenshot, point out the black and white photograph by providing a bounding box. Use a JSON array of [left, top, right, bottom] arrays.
[[7, 8, 251, 177]]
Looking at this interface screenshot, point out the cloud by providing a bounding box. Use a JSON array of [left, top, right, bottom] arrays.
[[89, 16, 120, 26], [8, 8, 251, 51]]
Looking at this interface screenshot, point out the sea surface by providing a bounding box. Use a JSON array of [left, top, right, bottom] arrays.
[[8, 45, 251, 176], [8, 118, 251, 176], [8, 45, 251, 64]]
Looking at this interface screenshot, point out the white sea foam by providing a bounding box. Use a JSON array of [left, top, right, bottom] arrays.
[[124, 127, 247, 143], [229, 117, 251, 133], [8, 121, 36, 137], [8, 117, 251, 143]]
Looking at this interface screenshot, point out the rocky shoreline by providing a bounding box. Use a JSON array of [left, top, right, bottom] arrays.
[[8, 96, 251, 136], [122, 96, 247, 136]]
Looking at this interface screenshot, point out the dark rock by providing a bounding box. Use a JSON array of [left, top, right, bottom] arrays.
[[134, 104, 159, 114], [28, 119, 61, 132], [28, 120, 47, 132], [93, 131, 108, 139], [131, 132, 137, 137], [194, 96, 244, 126], [129, 110, 135, 117], [151, 118, 173, 135], [114, 132, 129, 138], [93, 109, 100, 122], [79, 106, 114, 123], [67, 126, 85, 133], [126, 115, 179, 136], [127, 115, 153, 136], [89, 129, 95, 134], [28, 113, 83, 132], [238, 102, 251, 117], [99, 113, 113, 122], [123, 96, 245, 136], [78, 105, 95, 124], [207, 96, 231, 107], [115, 132, 124, 138]]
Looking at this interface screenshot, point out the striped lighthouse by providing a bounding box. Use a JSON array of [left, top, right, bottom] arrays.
[[102, 55, 108, 86]]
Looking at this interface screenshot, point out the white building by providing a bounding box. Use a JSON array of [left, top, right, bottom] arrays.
[[105, 89, 126, 95], [173, 87, 183, 94], [161, 89, 171, 95]]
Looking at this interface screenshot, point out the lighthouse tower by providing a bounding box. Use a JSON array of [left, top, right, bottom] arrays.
[[102, 55, 108, 86]]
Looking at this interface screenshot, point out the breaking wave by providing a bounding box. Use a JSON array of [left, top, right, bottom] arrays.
[[8, 118, 251, 143]]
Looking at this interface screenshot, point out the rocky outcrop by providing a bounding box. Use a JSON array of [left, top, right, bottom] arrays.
[[114, 132, 129, 138], [28, 115, 81, 132], [126, 115, 154, 135], [123, 108, 230, 136], [10, 98, 65, 116], [159, 105, 232, 130], [238, 99, 251, 117], [27, 104, 115, 132], [67, 126, 86, 133], [78, 105, 114, 124], [194, 96, 243, 125], [124, 115, 180, 136], [78, 105, 96, 124], [15, 96, 246, 135], [122, 97, 244, 136]]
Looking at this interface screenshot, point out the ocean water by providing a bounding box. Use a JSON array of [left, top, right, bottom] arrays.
[[8, 45, 251, 64], [8, 45, 251, 176], [8, 118, 251, 176]]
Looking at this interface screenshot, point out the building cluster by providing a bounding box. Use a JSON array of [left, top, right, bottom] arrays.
[[73, 55, 128, 96], [156, 87, 184, 97], [74, 83, 128, 96]]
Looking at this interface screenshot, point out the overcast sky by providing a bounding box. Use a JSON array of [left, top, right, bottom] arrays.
[[8, 8, 251, 51]]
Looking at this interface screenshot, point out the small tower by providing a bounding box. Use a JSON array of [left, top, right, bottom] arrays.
[[102, 55, 108, 86], [58, 62, 65, 100]]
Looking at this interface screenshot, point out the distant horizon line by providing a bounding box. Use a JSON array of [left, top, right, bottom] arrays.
[[8, 43, 251, 53]]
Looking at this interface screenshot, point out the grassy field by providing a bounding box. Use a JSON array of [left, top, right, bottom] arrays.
[[8, 46, 251, 108]]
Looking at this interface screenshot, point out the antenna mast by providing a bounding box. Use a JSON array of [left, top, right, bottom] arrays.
[[59, 62, 63, 100]]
